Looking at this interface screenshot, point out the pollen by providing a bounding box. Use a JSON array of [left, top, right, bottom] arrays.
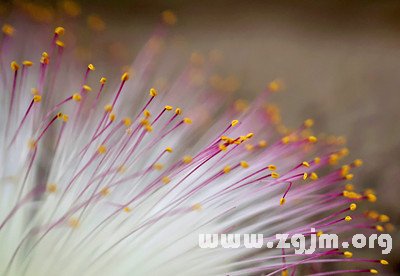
[[302, 161, 310, 167], [353, 159, 363, 167], [316, 231, 323, 237], [240, 161, 249, 168], [123, 206, 132, 213], [2, 24, 15, 36], [303, 173, 308, 180], [149, 88, 158, 97], [100, 187, 110, 197], [183, 155, 193, 164], [310, 172, 318, 180], [304, 118, 314, 128], [162, 176, 171, 184], [104, 104, 113, 112], [281, 269, 288, 276], [55, 40, 65, 48], [11, 61, 19, 71], [258, 140, 268, 148], [345, 183, 354, 191], [83, 85, 92, 92], [375, 225, 384, 232], [47, 183, 57, 193], [380, 260, 389, 265], [33, 95, 42, 102], [378, 214, 390, 223], [62, 114, 69, 122], [308, 136, 318, 143], [143, 110, 151, 118], [40, 52, 49, 64], [281, 136, 290, 144], [97, 145, 107, 154], [268, 79, 283, 92], [231, 120, 239, 127], [329, 154, 339, 165], [367, 193, 377, 203], [100, 77, 107, 84], [183, 117, 192, 124], [314, 157, 321, 164], [88, 64, 95, 71], [223, 166, 231, 173], [28, 139, 37, 150], [175, 108, 182, 115], [192, 203, 202, 211], [162, 10, 177, 26], [153, 163, 164, 170], [123, 117, 132, 127], [271, 172, 279, 179], [117, 165, 127, 173], [121, 72, 129, 81], [268, 165, 277, 171], [68, 217, 80, 228], [370, 269, 378, 274], [345, 216, 352, 222], [345, 174, 354, 180], [343, 251, 353, 258], [72, 93, 81, 102], [245, 144, 254, 151], [165, 147, 173, 153], [23, 60, 34, 67], [279, 198, 286, 205], [54, 26, 65, 35], [109, 113, 116, 122], [165, 105, 173, 111]]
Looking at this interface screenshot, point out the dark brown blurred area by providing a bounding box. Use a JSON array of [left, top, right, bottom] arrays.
[[2, 0, 400, 273]]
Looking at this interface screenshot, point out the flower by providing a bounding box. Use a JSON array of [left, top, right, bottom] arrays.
[[0, 9, 391, 276]]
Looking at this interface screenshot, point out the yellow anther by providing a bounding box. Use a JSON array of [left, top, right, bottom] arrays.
[[281, 269, 288, 276], [183, 155, 193, 164], [378, 214, 390, 223], [245, 144, 254, 151], [380, 260, 389, 265], [47, 183, 57, 193], [183, 117, 192, 124], [304, 118, 314, 128], [240, 161, 249, 168], [268, 79, 283, 92], [72, 93, 81, 102], [97, 145, 107, 154], [246, 133, 254, 139], [40, 52, 49, 64], [2, 24, 15, 36], [117, 165, 127, 173], [302, 161, 310, 167], [165, 147, 173, 153], [109, 113, 116, 122], [385, 223, 395, 232], [268, 165, 277, 171], [153, 163, 164, 170], [353, 159, 363, 167], [121, 72, 129, 81], [231, 120, 239, 127], [316, 231, 323, 237], [340, 147, 349, 157], [123, 117, 132, 127], [341, 165, 351, 176], [314, 157, 321, 164], [100, 187, 110, 197], [367, 193, 377, 203], [88, 64, 95, 71], [223, 166, 231, 174], [100, 77, 107, 84], [33, 95, 42, 103], [303, 172, 308, 180], [162, 176, 171, 184], [280, 198, 286, 205], [149, 88, 158, 97], [308, 136, 318, 143], [104, 104, 113, 112], [11, 61, 19, 71], [175, 108, 182, 115], [271, 172, 280, 179], [161, 10, 177, 25], [23, 60, 33, 67], [165, 105, 173, 110], [376, 225, 384, 232], [62, 114, 69, 122], [28, 139, 37, 150], [343, 191, 362, 200], [143, 109, 151, 118], [54, 26, 65, 35], [370, 269, 378, 274], [366, 210, 379, 220], [364, 188, 375, 195], [281, 136, 290, 144], [345, 174, 354, 180], [57, 112, 64, 119], [329, 154, 339, 165], [258, 140, 268, 148], [192, 203, 202, 211], [68, 217, 80, 228], [349, 203, 357, 211], [82, 85, 92, 92], [343, 251, 353, 258], [345, 183, 354, 191], [140, 119, 149, 126], [55, 40, 65, 48], [145, 125, 153, 132], [123, 206, 132, 213], [345, 216, 352, 222]]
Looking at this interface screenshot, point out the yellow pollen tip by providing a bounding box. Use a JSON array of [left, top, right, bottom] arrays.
[[100, 77, 107, 84], [162, 176, 171, 184], [375, 225, 384, 232], [97, 145, 107, 154], [149, 88, 158, 97], [100, 187, 110, 197], [240, 161, 249, 168], [123, 117, 132, 127], [304, 118, 314, 128], [314, 157, 321, 164], [82, 85, 92, 92], [343, 251, 353, 258], [123, 206, 132, 213], [345, 216, 352, 222], [153, 163, 164, 170], [308, 136, 318, 143], [380, 260, 389, 265], [55, 40, 65, 48], [350, 203, 357, 211], [370, 269, 378, 274], [54, 26, 65, 35], [345, 173, 354, 180], [268, 79, 283, 92], [231, 120, 239, 127], [165, 147, 173, 153], [219, 144, 227, 151], [109, 113, 116, 122], [183, 117, 192, 124], [72, 93, 81, 102], [175, 108, 182, 115], [280, 198, 286, 205], [258, 140, 268, 147], [11, 61, 19, 71], [27, 139, 37, 150], [40, 52, 49, 64], [302, 161, 310, 167], [281, 269, 288, 276], [2, 24, 15, 36], [183, 155, 193, 164], [303, 172, 308, 180], [117, 165, 127, 173], [162, 10, 177, 26], [104, 104, 113, 112], [192, 203, 202, 211], [145, 125, 153, 132], [310, 172, 318, 180], [246, 133, 254, 139], [316, 231, 323, 237], [121, 72, 129, 81], [33, 95, 42, 103], [378, 214, 390, 223], [62, 114, 69, 122], [165, 105, 173, 111], [68, 217, 80, 228], [88, 64, 95, 71], [23, 60, 33, 67], [143, 110, 151, 118], [223, 166, 231, 174], [345, 183, 354, 191], [281, 136, 290, 144], [367, 193, 377, 203], [271, 172, 280, 179], [268, 165, 277, 171], [47, 183, 57, 193]]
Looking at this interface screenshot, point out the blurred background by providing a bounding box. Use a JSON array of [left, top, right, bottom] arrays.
[[1, 0, 399, 273]]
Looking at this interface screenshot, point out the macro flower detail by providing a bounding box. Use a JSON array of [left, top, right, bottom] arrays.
[[0, 9, 392, 276]]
